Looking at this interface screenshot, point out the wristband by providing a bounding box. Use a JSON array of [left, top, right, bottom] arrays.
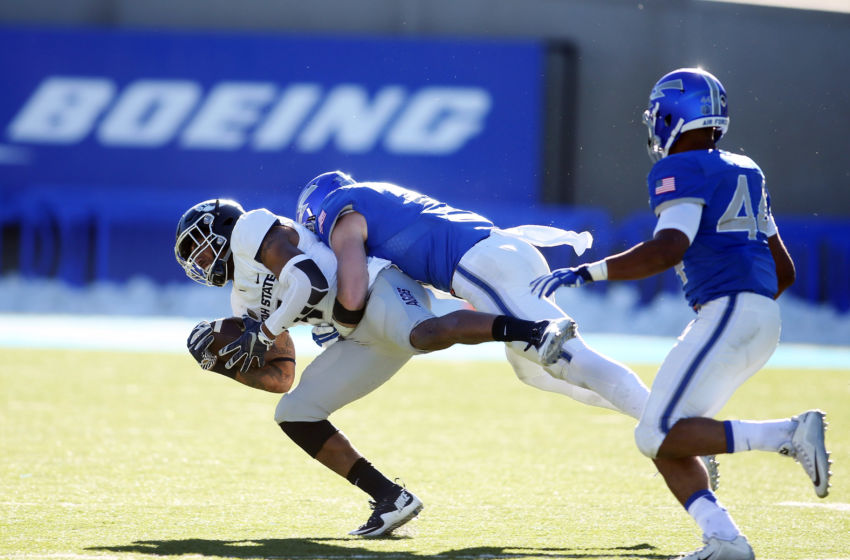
[[258, 327, 276, 347], [267, 357, 295, 365], [332, 298, 365, 326], [586, 260, 608, 281]]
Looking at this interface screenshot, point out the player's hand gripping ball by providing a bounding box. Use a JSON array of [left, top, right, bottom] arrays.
[[188, 316, 279, 376]]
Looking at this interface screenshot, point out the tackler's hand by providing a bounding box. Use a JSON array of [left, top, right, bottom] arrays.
[[311, 325, 340, 349], [530, 266, 593, 298]]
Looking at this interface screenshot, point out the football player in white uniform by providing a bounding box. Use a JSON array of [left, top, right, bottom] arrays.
[[175, 198, 573, 537]]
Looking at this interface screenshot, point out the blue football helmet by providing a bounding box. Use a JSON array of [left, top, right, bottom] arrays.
[[643, 68, 729, 162], [175, 199, 244, 287], [295, 171, 356, 232]]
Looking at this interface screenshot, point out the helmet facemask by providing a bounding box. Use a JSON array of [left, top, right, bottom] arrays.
[[175, 212, 232, 287]]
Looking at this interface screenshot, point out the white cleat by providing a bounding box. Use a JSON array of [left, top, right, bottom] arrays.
[[534, 318, 577, 365], [676, 535, 754, 560], [700, 455, 720, 492], [779, 409, 831, 498]]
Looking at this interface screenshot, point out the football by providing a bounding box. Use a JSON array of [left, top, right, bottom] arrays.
[[207, 316, 247, 356]]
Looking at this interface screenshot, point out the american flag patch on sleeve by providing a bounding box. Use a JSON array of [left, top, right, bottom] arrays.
[[655, 176, 676, 195]]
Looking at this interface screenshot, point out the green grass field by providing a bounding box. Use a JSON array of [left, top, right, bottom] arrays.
[[2, 348, 848, 560]]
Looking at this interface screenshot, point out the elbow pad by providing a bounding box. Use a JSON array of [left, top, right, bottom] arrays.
[[264, 254, 329, 336]]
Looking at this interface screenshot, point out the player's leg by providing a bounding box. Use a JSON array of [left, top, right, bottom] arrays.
[[452, 233, 648, 418], [651, 293, 830, 497], [633, 294, 783, 557], [411, 308, 568, 360], [637, 294, 784, 461], [364, 265, 566, 358], [504, 348, 628, 414], [275, 323, 421, 538]]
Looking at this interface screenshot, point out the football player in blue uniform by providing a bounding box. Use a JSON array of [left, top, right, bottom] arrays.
[[531, 67, 830, 560], [295, 174, 652, 429]]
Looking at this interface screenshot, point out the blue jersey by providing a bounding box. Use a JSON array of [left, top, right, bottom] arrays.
[[314, 182, 494, 291], [648, 150, 778, 308]]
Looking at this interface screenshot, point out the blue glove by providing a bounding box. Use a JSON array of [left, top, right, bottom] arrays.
[[311, 325, 340, 348], [219, 315, 274, 373], [530, 265, 593, 298], [187, 320, 216, 370]]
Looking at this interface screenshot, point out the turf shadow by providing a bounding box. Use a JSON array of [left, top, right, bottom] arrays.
[[88, 538, 666, 559]]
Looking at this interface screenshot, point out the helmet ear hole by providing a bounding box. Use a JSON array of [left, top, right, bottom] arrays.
[[664, 114, 672, 127]]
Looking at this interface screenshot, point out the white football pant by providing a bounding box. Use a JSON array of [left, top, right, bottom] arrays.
[[451, 230, 649, 419], [275, 266, 431, 422], [634, 292, 781, 458]]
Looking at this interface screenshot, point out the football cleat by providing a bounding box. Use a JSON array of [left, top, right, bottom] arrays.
[[778, 409, 831, 498], [349, 487, 423, 537], [531, 318, 577, 365], [676, 535, 754, 560], [700, 455, 720, 492]]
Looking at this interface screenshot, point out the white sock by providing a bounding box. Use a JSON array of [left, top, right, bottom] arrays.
[[725, 419, 796, 453], [555, 340, 649, 420], [686, 490, 740, 541]]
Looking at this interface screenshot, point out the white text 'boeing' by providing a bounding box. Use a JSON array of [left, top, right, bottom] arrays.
[[7, 77, 493, 155]]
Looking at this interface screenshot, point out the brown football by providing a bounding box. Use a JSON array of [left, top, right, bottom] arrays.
[[207, 316, 247, 355]]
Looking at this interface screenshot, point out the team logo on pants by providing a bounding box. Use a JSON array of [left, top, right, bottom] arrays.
[[396, 287, 421, 307]]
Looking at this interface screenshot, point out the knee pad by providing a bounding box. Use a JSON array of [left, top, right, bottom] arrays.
[[279, 420, 339, 457], [634, 420, 663, 459]]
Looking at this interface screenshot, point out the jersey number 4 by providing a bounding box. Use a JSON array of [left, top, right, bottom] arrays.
[[716, 174, 770, 240]]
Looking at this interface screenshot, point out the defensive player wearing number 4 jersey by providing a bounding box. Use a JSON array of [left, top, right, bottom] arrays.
[[532, 68, 831, 560]]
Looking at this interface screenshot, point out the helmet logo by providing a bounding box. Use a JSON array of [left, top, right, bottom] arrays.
[[649, 79, 684, 100]]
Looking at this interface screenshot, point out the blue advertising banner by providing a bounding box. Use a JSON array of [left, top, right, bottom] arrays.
[[0, 26, 544, 211], [0, 26, 545, 284]]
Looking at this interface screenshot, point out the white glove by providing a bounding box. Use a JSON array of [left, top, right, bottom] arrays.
[[311, 325, 340, 348]]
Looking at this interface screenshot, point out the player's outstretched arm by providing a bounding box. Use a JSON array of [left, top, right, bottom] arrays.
[[768, 232, 795, 298], [532, 229, 689, 297], [604, 228, 690, 281]]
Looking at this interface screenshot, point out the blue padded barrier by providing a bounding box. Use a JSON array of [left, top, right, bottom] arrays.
[[825, 235, 850, 313], [778, 217, 850, 309], [3, 183, 849, 314]]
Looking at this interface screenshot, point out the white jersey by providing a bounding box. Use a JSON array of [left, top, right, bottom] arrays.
[[229, 208, 389, 328]]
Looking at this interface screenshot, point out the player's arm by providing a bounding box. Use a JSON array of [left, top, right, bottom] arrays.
[[233, 331, 297, 393], [221, 224, 328, 373], [600, 229, 690, 281], [328, 211, 370, 335], [767, 232, 795, 298], [256, 225, 330, 338], [603, 201, 697, 280], [531, 202, 695, 296]]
